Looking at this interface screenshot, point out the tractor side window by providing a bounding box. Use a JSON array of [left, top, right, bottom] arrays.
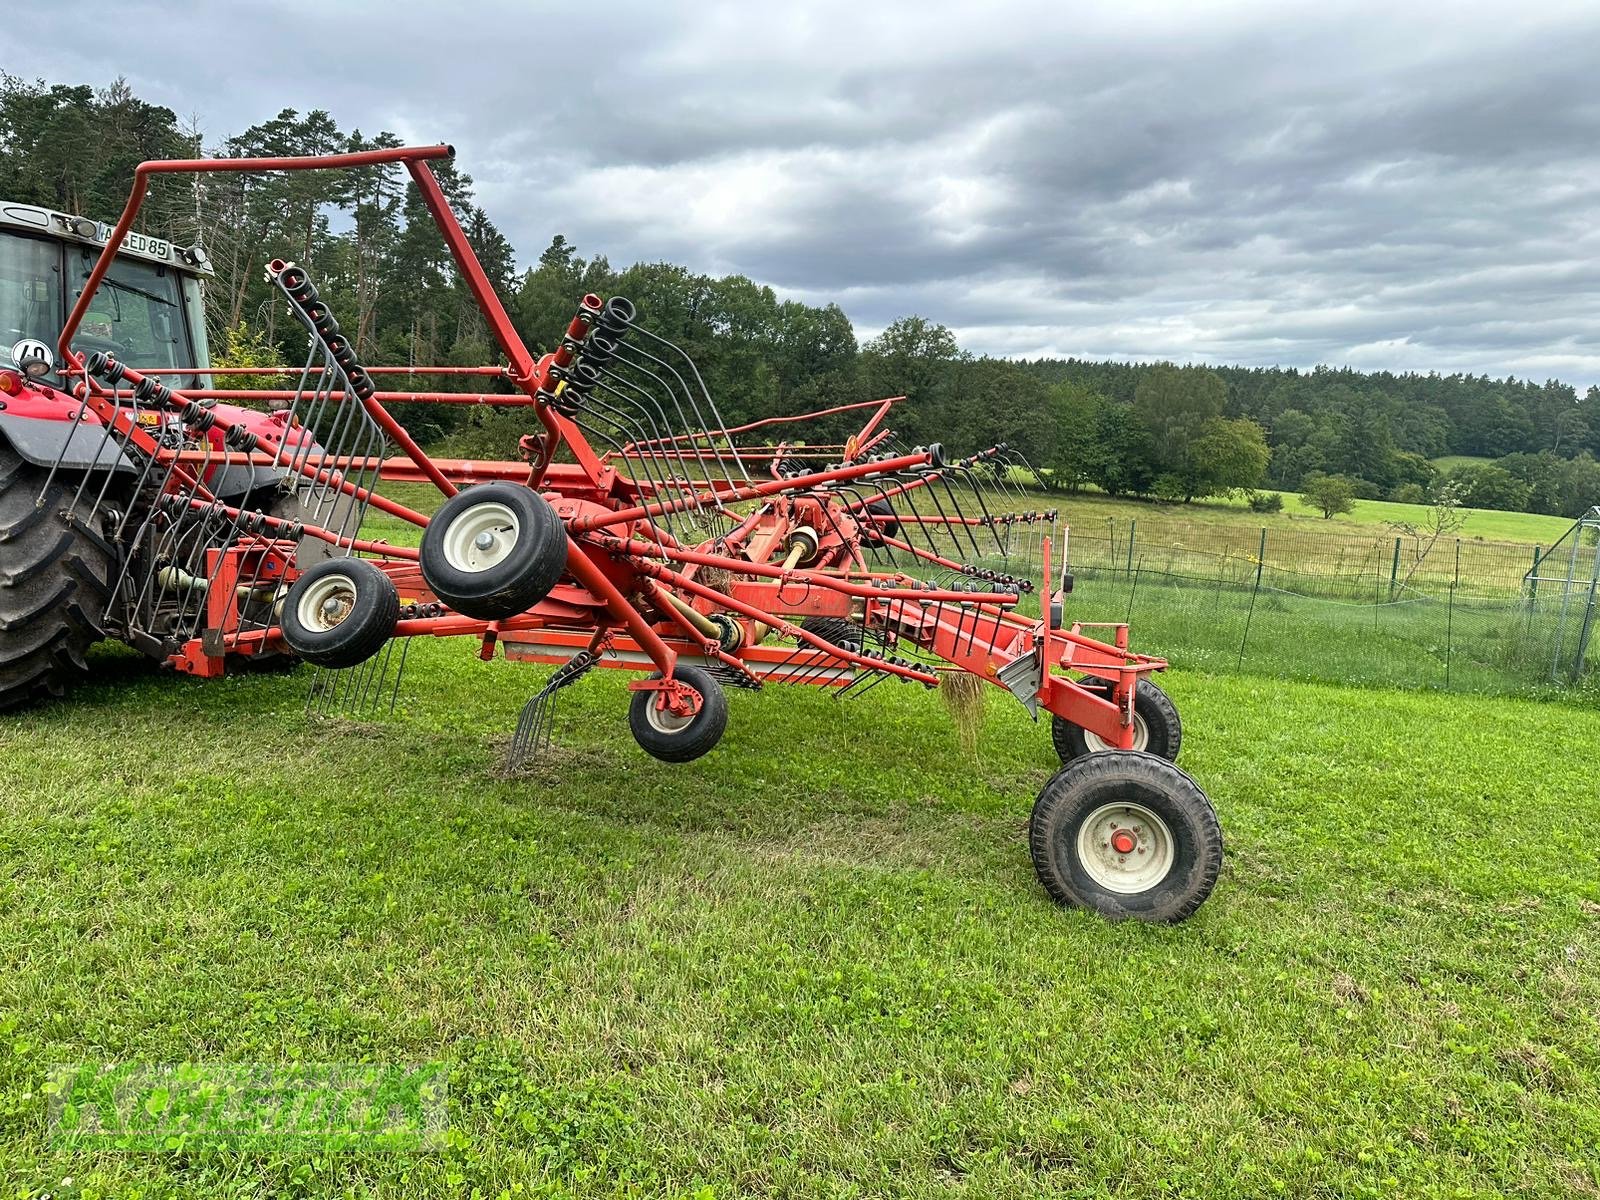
[[71, 249, 194, 373], [0, 234, 62, 370]]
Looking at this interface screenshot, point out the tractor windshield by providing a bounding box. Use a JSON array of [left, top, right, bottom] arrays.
[[0, 231, 198, 378], [69, 246, 194, 372]]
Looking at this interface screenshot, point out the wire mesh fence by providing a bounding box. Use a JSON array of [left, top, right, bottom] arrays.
[[1055, 513, 1600, 696]]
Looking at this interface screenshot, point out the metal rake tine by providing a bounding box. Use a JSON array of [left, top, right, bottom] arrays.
[[386, 638, 411, 716], [508, 691, 547, 771]]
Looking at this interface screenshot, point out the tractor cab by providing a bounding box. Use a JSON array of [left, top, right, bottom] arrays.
[[0, 200, 213, 387]]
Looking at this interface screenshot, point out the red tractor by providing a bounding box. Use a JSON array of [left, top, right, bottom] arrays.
[[0, 202, 336, 707], [2, 144, 1222, 922]]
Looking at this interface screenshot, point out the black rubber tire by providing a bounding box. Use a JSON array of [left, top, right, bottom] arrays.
[[859, 498, 900, 545], [1051, 676, 1182, 763], [799, 615, 863, 653], [226, 487, 338, 672], [627, 665, 728, 763], [1029, 750, 1222, 923], [420, 483, 567, 621], [279, 557, 400, 669], [0, 445, 112, 710]]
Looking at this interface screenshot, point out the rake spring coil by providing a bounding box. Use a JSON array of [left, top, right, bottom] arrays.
[[598, 296, 636, 333], [86, 354, 217, 431]]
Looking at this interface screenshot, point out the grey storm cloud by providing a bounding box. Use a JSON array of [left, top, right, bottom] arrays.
[[7, 0, 1599, 386]]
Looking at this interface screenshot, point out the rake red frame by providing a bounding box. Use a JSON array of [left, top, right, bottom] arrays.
[[55, 142, 1159, 742], [44, 142, 1222, 922]]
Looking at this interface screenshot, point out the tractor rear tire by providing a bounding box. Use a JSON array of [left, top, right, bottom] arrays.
[[0, 446, 112, 710], [628, 665, 728, 763], [1051, 677, 1182, 764], [420, 483, 567, 621], [1029, 750, 1221, 923]]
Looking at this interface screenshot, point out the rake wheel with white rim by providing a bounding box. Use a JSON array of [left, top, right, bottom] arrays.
[[419, 482, 568, 621], [1029, 750, 1220, 923], [278, 557, 401, 669], [1051, 676, 1182, 763], [627, 665, 728, 763]]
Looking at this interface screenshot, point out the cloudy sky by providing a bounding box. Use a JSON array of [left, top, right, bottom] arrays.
[[11, 0, 1600, 386]]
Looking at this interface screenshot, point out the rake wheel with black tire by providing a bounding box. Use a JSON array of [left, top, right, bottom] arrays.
[[628, 664, 728, 763], [859, 498, 900, 546], [279, 557, 400, 669], [1029, 750, 1220, 923], [419, 483, 568, 621], [1051, 675, 1182, 763]]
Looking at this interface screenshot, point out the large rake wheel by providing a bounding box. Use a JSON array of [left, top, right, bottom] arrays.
[[420, 483, 567, 621], [1029, 751, 1220, 923]]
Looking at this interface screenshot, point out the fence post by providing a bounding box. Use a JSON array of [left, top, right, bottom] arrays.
[[1126, 519, 1137, 574], [1553, 524, 1585, 680], [1528, 544, 1541, 602], [1239, 532, 1265, 668], [1389, 537, 1401, 599], [1570, 538, 1600, 681], [1445, 539, 1459, 688]]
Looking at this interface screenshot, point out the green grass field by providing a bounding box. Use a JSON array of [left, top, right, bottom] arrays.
[[1431, 455, 1494, 474], [3, 646, 1599, 1198], [1052, 487, 1574, 549]]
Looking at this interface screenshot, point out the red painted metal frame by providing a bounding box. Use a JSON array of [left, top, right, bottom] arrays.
[[64, 143, 1166, 751]]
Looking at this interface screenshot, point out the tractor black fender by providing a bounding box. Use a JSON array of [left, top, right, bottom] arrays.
[[0, 414, 289, 498], [207, 462, 294, 499], [0, 411, 135, 473]]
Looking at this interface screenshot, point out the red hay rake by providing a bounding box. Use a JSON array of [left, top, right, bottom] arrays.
[[47, 143, 1222, 922]]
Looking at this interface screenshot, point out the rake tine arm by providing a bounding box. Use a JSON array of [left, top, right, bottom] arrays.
[[614, 395, 906, 454], [569, 448, 939, 533], [592, 354, 730, 496], [87, 356, 430, 529], [610, 324, 753, 486], [622, 557, 940, 686], [594, 535, 1018, 607], [165, 496, 420, 560], [269, 260, 458, 500], [606, 338, 749, 489]]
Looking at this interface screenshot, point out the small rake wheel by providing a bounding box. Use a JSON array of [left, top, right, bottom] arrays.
[[280, 558, 400, 669], [858, 498, 900, 546], [1029, 751, 1220, 923], [420, 483, 567, 621], [628, 665, 728, 763], [1051, 676, 1182, 763]]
